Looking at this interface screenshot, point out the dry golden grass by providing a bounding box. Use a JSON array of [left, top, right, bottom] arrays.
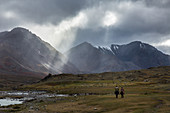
[[46, 101, 101, 113]]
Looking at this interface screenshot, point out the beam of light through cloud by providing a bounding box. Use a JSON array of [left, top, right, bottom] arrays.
[[22, 12, 88, 72], [54, 12, 88, 51], [25, 12, 88, 53], [102, 11, 118, 44], [3, 11, 16, 19], [23, 0, 170, 53], [0, 0, 170, 74], [103, 11, 117, 27], [1, 0, 170, 56]]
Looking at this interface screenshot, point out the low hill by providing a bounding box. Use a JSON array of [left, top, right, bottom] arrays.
[[24, 66, 170, 92]]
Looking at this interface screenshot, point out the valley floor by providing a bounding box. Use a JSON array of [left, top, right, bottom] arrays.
[[0, 66, 170, 113]]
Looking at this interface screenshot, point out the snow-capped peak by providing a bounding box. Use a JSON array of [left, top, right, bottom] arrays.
[[98, 46, 115, 55]]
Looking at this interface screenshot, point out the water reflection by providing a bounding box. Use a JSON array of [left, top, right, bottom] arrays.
[[0, 98, 23, 106], [0, 91, 68, 106]]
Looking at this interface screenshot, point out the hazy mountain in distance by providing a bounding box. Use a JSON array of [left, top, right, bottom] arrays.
[[111, 41, 170, 68], [0, 27, 79, 76], [65, 42, 140, 73], [66, 41, 170, 73], [0, 27, 169, 76]]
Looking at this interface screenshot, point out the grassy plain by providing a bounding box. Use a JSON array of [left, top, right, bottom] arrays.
[[1, 66, 170, 113]]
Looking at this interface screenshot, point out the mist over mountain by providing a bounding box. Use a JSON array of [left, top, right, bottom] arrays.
[[0, 27, 79, 76], [66, 42, 140, 73], [66, 41, 170, 73], [0, 27, 169, 76]]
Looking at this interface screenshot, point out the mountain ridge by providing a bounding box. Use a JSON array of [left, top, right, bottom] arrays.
[[66, 41, 170, 73], [0, 27, 170, 76], [0, 27, 79, 76], [65, 41, 141, 73], [110, 41, 170, 68]]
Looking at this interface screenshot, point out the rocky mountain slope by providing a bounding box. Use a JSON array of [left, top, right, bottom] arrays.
[[66, 41, 170, 73], [65, 42, 140, 73], [0, 27, 79, 76], [111, 41, 170, 68], [0, 27, 169, 76]]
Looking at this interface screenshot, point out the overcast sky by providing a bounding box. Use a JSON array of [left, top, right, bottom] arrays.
[[0, 0, 170, 54]]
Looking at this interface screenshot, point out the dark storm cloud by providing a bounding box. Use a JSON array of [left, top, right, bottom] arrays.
[[0, 0, 88, 26], [144, 0, 170, 8], [73, 0, 170, 50]]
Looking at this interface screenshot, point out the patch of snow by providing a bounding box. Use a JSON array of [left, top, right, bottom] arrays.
[[98, 46, 115, 55], [113, 45, 119, 50], [99, 46, 111, 51], [97, 46, 105, 54], [110, 50, 115, 55]]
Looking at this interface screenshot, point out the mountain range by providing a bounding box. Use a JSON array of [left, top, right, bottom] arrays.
[[0, 27, 170, 77], [66, 41, 170, 73], [65, 42, 140, 73]]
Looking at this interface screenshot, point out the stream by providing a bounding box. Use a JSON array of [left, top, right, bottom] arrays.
[[0, 91, 68, 106]]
